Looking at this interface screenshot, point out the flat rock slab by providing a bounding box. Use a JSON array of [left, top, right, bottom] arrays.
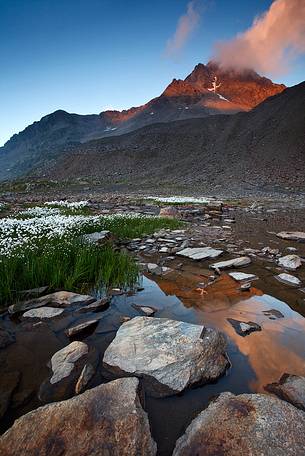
[[0, 378, 157, 456], [277, 231, 305, 241], [9, 291, 96, 315], [278, 254, 302, 270], [177, 247, 223, 260], [39, 341, 97, 403], [65, 319, 99, 338], [211, 256, 251, 270], [228, 272, 257, 282], [276, 273, 301, 286], [132, 305, 157, 316], [22, 307, 65, 320], [103, 316, 229, 397], [173, 392, 305, 456], [227, 319, 261, 337], [265, 374, 305, 411], [78, 297, 110, 313]]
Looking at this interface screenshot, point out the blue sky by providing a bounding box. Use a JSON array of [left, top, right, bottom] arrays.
[[0, 0, 304, 146]]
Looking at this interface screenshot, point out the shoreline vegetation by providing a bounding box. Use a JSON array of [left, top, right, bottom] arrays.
[[0, 202, 182, 306]]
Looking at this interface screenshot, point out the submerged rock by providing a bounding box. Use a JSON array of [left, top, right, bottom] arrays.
[[227, 318, 261, 337], [132, 304, 157, 316], [0, 378, 157, 456], [173, 392, 305, 455], [278, 254, 302, 270], [211, 256, 251, 270], [177, 247, 223, 261], [9, 291, 96, 315], [276, 273, 301, 286], [103, 316, 229, 397], [265, 374, 305, 411], [38, 341, 97, 402], [0, 371, 20, 419], [0, 328, 15, 348], [277, 231, 305, 241]]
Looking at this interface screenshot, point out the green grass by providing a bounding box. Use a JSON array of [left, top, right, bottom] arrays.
[[90, 216, 183, 239], [0, 238, 139, 306]]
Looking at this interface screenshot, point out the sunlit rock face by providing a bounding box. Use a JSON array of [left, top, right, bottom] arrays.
[[173, 392, 305, 456], [0, 378, 157, 456]]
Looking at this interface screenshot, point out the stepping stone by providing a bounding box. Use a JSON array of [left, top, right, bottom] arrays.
[[278, 254, 302, 270], [275, 273, 301, 286], [22, 307, 64, 319], [65, 319, 99, 338], [211, 257, 251, 270], [229, 272, 257, 282], [103, 316, 229, 397], [277, 231, 305, 241], [132, 305, 157, 316], [177, 247, 223, 260]]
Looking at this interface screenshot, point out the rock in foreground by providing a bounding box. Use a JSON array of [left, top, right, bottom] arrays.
[[0, 378, 157, 456], [210, 256, 251, 270], [103, 317, 229, 397], [277, 231, 305, 241], [173, 392, 305, 455], [265, 373, 305, 411]]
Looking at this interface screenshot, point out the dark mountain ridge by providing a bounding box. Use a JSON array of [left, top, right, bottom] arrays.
[[35, 81, 305, 196], [0, 61, 285, 181]]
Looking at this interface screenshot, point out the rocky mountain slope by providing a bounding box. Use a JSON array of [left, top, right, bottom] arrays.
[[38, 81, 305, 196], [0, 62, 285, 181]]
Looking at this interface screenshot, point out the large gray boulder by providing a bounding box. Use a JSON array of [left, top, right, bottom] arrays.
[[103, 317, 229, 397], [0, 378, 157, 456], [173, 392, 305, 456], [265, 374, 305, 411]]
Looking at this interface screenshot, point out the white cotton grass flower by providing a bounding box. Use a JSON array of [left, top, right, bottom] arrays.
[[0, 208, 154, 259], [44, 200, 89, 209]]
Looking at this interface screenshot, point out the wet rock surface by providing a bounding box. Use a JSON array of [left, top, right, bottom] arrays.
[[0, 378, 157, 456], [103, 316, 229, 397], [38, 341, 98, 403], [0, 372, 20, 420], [227, 318, 262, 336], [265, 374, 305, 411], [173, 392, 305, 456]]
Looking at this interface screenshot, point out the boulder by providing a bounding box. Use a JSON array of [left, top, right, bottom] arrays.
[[9, 291, 96, 315], [0, 378, 157, 456], [227, 318, 261, 337], [103, 317, 229, 397], [276, 273, 301, 286], [81, 230, 111, 244], [278, 254, 302, 270], [265, 374, 305, 411], [277, 231, 305, 242], [22, 307, 64, 320], [38, 341, 98, 403], [211, 256, 251, 270], [173, 392, 305, 456], [159, 206, 179, 218], [177, 247, 223, 261]]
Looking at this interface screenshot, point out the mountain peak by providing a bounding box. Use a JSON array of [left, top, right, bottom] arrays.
[[162, 79, 203, 97]]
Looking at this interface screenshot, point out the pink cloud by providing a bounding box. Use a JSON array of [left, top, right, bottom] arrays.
[[213, 0, 305, 75], [165, 1, 200, 56]]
